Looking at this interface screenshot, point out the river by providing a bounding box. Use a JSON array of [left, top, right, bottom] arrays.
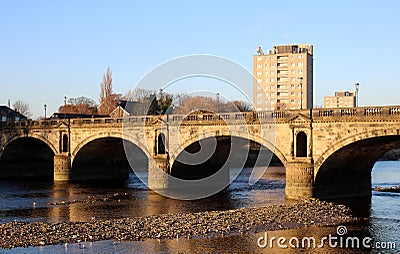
[[0, 161, 399, 253]]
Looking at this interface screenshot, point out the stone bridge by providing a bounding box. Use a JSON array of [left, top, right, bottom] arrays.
[[1, 106, 400, 200]]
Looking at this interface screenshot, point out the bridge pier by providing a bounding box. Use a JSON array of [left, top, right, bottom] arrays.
[[285, 161, 314, 199], [53, 154, 72, 181], [148, 154, 170, 190]]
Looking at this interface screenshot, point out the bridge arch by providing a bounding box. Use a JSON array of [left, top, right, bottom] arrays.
[[0, 134, 58, 158], [314, 130, 400, 198], [170, 133, 287, 167], [169, 133, 286, 181], [70, 132, 150, 181], [315, 129, 400, 172], [71, 132, 151, 160], [0, 136, 56, 179]]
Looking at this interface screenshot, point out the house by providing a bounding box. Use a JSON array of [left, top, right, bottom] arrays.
[[0, 106, 28, 123], [109, 105, 130, 118], [109, 100, 161, 118], [97, 100, 117, 116]]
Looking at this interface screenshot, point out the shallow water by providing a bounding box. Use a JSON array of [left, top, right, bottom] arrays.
[[0, 166, 286, 224]]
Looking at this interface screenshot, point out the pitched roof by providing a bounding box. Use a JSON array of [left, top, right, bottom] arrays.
[[0, 106, 28, 120]]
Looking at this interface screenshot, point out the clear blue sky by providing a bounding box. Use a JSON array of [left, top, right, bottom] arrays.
[[1, 1, 399, 117]]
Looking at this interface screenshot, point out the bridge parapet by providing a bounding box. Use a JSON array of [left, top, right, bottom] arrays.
[[313, 105, 400, 119], [1, 105, 400, 129]]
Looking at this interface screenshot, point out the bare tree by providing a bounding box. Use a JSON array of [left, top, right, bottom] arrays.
[[123, 88, 186, 115], [68, 96, 96, 107], [59, 96, 98, 114], [99, 67, 113, 104], [124, 88, 154, 102], [13, 100, 31, 117], [174, 96, 218, 114], [232, 100, 253, 112], [98, 67, 120, 115], [173, 95, 253, 114]]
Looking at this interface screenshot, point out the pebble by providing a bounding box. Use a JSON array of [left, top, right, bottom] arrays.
[[374, 185, 400, 193], [0, 199, 357, 249]]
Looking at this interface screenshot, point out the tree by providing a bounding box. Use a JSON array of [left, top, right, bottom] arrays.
[[98, 67, 120, 115], [124, 88, 154, 102], [172, 95, 253, 114], [100, 67, 113, 104], [174, 96, 218, 114], [68, 96, 97, 107], [158, 92, 174, 114], [13, 100, 31, 117], [232, 100, 253, 112], [123, 88, 184, 115], [59, 96, 97, 114]]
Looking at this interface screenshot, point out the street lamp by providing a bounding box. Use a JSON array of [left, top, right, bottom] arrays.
[[355, 83, 360, 107], [64, 96, 67, 118], [44, 104, 47, 119], [298, 77, 303, 109]]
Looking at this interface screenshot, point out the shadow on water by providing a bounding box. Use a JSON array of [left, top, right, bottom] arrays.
[[0, 166, 287, 223]]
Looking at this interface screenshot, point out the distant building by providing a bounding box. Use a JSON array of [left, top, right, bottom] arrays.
[[0, 106, 28, 123], [109, 99, 161, 118], [253, 44, 313, 111], [110, 105, 130, 118], [324, 91, 356, 108], [97, 100, 117, 116], [50, 113, 108, 119]]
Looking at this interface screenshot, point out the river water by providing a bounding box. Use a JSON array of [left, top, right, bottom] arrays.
[[0, 162, 399, 253]]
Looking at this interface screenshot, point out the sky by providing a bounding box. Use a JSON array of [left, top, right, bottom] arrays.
[[1, 1, 400, 118]]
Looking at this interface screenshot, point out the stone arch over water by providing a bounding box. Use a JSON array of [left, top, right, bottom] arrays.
[[0, 137, 55, 179]]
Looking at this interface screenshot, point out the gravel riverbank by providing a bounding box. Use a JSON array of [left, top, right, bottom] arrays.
[[0, 199, 357, 249], [373, 185, 400, 193]]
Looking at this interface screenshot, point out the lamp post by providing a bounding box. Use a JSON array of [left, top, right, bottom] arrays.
[[63, 96, 68, 119], [44, 104, 47, 119], [298, 77, 303, 109], [355, 83, 360, 107]]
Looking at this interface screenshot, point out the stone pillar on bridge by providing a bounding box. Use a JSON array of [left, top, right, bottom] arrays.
[[53, 154, 72, 181], [148, 154, 170, 190], [285, 161, 314, 199]]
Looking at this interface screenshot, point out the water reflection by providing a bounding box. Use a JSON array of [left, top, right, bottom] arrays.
[[0, 166, 286, 223]]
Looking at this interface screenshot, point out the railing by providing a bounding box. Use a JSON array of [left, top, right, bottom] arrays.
[[318, 109, 333, 117], [389, 107, 400, 115], [364, 108, 382, 116], [1, 106, 400, 128], [314, 106, 400, 119], [341, 108, 357, 117]]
